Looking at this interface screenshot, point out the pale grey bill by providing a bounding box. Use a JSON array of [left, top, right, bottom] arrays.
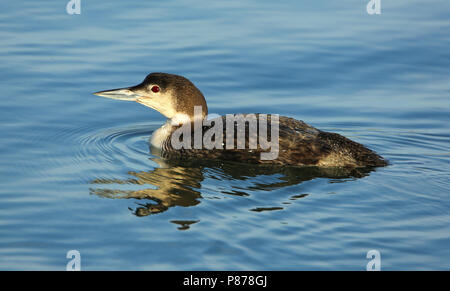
[[93, 88, 140, 101]]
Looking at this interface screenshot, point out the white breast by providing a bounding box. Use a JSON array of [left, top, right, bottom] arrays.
[[150, 121, 173, 149]]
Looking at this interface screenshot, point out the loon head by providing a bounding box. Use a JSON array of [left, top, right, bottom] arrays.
[[94, 72, 208, 122]]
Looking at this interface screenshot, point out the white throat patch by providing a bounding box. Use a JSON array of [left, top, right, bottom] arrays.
[[150, 120, 174, 149]]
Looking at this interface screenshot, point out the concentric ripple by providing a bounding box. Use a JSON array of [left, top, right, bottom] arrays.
[[71, 123, 161, 181]]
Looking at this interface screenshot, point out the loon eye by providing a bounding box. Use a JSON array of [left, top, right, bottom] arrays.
[[151, 85, 160, 93]]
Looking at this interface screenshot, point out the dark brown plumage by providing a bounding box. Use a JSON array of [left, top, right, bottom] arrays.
[[159, 115, 387, 168]]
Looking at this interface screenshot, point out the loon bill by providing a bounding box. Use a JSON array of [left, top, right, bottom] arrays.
[[94, 72, 387, 168]]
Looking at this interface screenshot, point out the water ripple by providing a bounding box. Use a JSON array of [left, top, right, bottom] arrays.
[[76, 123, 156, 166]]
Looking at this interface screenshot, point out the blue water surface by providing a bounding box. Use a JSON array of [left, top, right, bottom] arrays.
[[0, 0, 449, 270]]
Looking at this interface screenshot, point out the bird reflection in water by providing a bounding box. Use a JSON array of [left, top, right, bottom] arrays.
[[90, 153, 377, 217], [91, 158, 203, 216]]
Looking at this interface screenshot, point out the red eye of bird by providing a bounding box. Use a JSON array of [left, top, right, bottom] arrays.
[[151, 85, 160, 93]]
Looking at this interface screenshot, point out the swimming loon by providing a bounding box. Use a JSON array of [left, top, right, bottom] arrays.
[[94, 72, 387, 168]]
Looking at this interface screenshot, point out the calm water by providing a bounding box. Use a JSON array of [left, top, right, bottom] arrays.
[[0, 1, 449, 270]]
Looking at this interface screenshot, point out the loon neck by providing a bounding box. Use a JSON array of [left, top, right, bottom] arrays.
[[170, 113, 193, 126], [150, 120, 174, 149], [169, 111, 206, 126], [150, 114, 202, 149]]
